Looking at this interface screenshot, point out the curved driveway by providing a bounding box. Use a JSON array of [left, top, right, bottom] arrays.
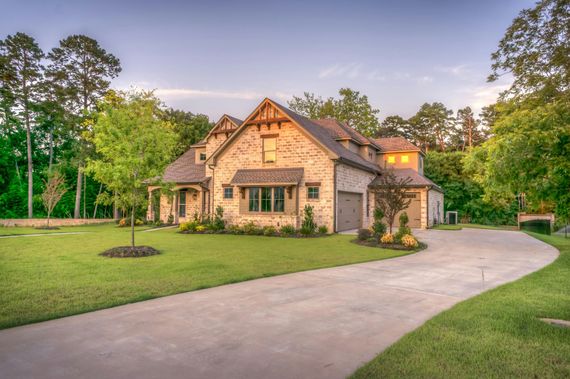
[[0, 229, 558, 379]]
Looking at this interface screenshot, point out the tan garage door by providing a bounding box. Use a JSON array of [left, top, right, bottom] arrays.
[[338, 191, 362, 231], [395, 192, 421, 228]]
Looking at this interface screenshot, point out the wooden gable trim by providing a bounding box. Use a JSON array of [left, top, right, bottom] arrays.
[[305, 182, 321, 187], [260, 133, 279, 139]]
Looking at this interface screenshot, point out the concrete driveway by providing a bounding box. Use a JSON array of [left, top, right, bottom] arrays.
[[0, 229, 558, 379]]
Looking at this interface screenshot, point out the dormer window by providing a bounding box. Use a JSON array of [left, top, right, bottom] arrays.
[[401, 155, 409, 163], [263, 137, 276, 163], [387, 156, 396, 164], [199, 152, 206, 161]]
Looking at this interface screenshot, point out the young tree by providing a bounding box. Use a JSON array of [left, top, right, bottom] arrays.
[[0, 32, 44, 218], [46, 35, 121, 219], [488, 0, 570, 102], [86, 91, 175, 248], [288, 88, 380, 136], [370, 169, 412, 233], [41, 170, 67, 228]]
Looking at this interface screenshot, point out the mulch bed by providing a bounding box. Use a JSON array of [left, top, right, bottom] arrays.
[[100, 246, 160, 258], [179, 230, 330, 238], [352, 239, 427, 251], [34, 226, 61, 230]]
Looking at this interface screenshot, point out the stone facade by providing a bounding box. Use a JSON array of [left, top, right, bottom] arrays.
[[211, 121, 336, 231], [428, 189, 444, 226]]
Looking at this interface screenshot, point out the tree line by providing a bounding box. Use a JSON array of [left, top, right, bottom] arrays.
[[0, 33, 211, 219]]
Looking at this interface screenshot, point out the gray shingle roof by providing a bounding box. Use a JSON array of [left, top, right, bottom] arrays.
[[374, 137, 422, 153], [231, 168, 304, 185], [271, 101, 381, 173], [369, 168, 442, 192], [162, 148, 207, 183]]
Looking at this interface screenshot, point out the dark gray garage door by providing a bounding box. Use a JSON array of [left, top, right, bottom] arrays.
[[338, 191, 362, 231]]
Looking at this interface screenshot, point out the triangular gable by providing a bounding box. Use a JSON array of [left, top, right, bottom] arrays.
[[205, 114, 242, 141], [206, 98, 339, 165]]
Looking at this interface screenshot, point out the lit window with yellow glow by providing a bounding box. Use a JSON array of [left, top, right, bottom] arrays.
[[401, 155, 409, 163], [387, 156, 396, 164]]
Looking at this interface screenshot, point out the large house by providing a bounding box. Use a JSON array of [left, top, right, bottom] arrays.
[[147, 98, 443, 231]]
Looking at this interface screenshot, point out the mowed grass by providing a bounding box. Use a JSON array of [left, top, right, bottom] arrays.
[[0, 224, 407, 329], [351, 233, 570, 379], [432, 223, 518, 231]]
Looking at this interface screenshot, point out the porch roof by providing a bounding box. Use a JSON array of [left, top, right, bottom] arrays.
[[230, 168, 304, 186], [369, 168, 443, 192]]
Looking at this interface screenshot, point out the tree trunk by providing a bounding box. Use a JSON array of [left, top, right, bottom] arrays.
[[48, 126, 54, 172], [113, 191, 120, 219], [131, 203, 135, 248], [74, 165, 82, 218], [83, 171, 87, 218], [25, 109, 33, 219], [93, 183, 103, 218], [47, 212, 50, 228]]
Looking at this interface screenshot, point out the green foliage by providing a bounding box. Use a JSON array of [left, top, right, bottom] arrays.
[[211, 205, 225, 231], [179, 221, 199, 232], [242, 221, 263, 235], [86, 91, 176, 246], [263, 225, 276, 236], [318, 225, 328, 234], [279, 224, 296, 235], [409, 102, 454, 151], [395, 212, 412, 242], [488, 0, 569, 101], [288, 88, 380, 136], [358, 228, 372, 241], [301, 204, 317, 235], [161, 108, 212, 156], [372, 208, 386, 236]]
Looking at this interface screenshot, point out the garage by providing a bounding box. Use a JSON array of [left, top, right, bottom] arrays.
[[337, 191, 362, 231], [395, 192, 421, 228]]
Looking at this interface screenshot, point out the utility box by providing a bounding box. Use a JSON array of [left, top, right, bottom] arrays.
[[446, 211, 458, 225]]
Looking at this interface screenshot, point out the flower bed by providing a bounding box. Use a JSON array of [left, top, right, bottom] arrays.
[[353, 227, 426, 251]]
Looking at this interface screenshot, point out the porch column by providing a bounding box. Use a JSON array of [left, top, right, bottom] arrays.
[[147, 189, 153, 221], [174, 190, 179, 224]]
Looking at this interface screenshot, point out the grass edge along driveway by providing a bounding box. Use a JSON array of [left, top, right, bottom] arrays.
[[351, 232, 570, 379], [0, 225, 413, 330]]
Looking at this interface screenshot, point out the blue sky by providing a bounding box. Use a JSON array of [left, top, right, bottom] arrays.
[[2, 0, 534, 121]]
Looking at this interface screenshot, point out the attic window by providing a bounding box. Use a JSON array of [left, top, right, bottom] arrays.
[[401, 155, 409, 163], [199, 153, 206, 161], [387, 156, 396, 164], [263, 137, 276, 163]]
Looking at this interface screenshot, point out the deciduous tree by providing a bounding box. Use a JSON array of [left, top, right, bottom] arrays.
[[41, 170, 67, 228], [370, 169, 412, 233], [86, 91, 175, 248]]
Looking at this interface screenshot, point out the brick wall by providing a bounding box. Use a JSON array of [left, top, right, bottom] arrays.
[[428, 189, 444, 226]]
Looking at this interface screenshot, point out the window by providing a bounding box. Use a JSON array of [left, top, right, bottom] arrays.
[[178, 190, 186, 217], [307, 187, 319, 199], [248, 187, 285, 213], [199, 152, 206, 161], [387, 155, 396, 164], [261, 187, 272, 212], [223, 187, 233, 199], [401, 155, 409, 163], [274, 187, 285, 212], [249, 188, 260, 211], [263, 138, 276, 163]]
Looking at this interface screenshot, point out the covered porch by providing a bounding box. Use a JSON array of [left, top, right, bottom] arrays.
[[147, 183, 210, 224]]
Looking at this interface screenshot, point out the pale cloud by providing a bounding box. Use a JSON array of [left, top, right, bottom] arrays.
[[366, 70, 386, 81], [435, 64, 471, 78], [470, 83, 510, 108], [155, 88, 262, 100], [417, 76, 434, 85], [318, 63, 361, 79]]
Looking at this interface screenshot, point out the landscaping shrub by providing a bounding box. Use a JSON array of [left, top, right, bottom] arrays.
[[358, 228, 371, 241], [318, 225, 328, 234], [301, 204, 317, 235], [118, 218, 128, 227], [211, 205, 225, 231], [135, 219, 144, 226], [395, 212, 412, 242], [167, 214, 174, 225], [227, 224, 243, 234], [263, 225, 277, 236], [372, 208, 387, 237], [196, 225, 207, 232], [380, 233, 394, 244], [179, 221, 199, 232], [280, 224, 296, 235], [242, 221, 263, 235], [401, 234, 418, 248]]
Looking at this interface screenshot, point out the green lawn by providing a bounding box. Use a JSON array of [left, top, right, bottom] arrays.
[[351, 233, 570, 378], [0, 224, 408, 330]]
